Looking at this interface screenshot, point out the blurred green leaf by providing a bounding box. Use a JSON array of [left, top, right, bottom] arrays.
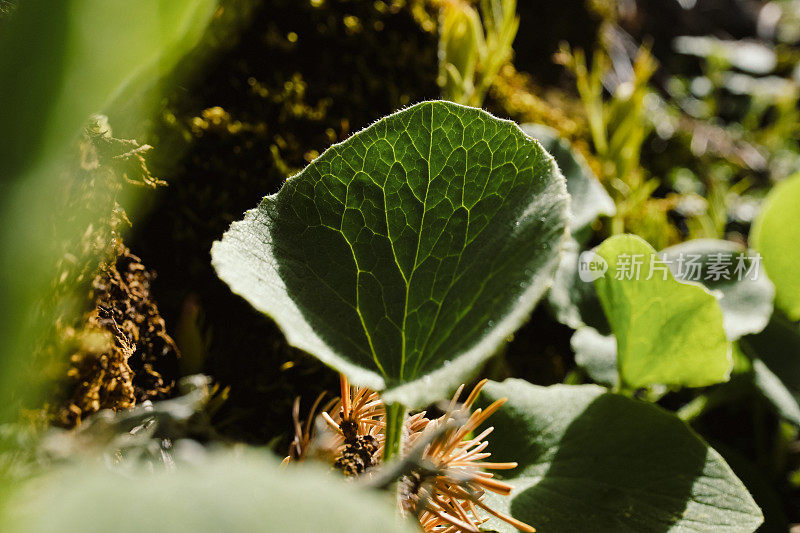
[[478, 379, 763, 532], [751, 359, 800, 426], [520, 123, 614, 235], [673, 36, 776, 75], [752, 172, 800, 321], [0, 0, 217, 417], [439, 2, 481, 103], [5, 453, 417, 533], [525, 124, 617, 341], [570, 326, 618, 387], [438, 0, 518, 106], [212, 101, 569, 408], [0, 0, 217, 181], [593, 235, 731, 389], [740, 314, 800, 426], [547, 238, 611, 331]]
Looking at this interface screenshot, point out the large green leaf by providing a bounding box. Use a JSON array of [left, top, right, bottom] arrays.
[[6, 453, 416, 533], [593, 235, 731, 389], [660, 239, 774, 341], [478, 379, 763, 533], [212, 101, 569, 406], [751, 172, 800, 321]]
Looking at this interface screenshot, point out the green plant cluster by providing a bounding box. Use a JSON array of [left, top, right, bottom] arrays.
[[3, 0, 800, 532]]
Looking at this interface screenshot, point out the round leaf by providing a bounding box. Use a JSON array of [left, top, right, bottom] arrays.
[[478, 379, 763, 533], [212, 101, 569, 406]]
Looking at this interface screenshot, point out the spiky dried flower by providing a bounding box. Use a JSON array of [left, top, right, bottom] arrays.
[[284, 376, 534, 533], [323, 375, 386, 475], [399, 380, 534, 532]]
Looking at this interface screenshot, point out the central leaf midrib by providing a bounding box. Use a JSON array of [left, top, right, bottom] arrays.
[[328, 106, 531, 381], [399, 103, 434, 380]]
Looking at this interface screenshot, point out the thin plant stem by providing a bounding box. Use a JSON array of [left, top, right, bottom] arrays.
[[383, 402, 407, 462]]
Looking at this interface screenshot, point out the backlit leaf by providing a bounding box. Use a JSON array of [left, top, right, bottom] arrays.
[[593, 235, 731, 389], [212, 101, 569, 406]]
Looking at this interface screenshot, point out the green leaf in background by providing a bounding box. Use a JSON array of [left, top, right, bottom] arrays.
[[212, 101, 569, 407], [673, 36, 776, 75], [593, 235, 731, 389], [520, 123, 615, 236], [740, 314, 800, 426], [547, 238, 611, 331], [568, 238, 771, 388], [5, 453, 416, 533], [752, 358, 800, 426], [751, 172, 800, 321], [439, 2, 481, 103], [523, 124, 617, 336], [478, 379, 763, 533], [660, 239, 774, 341], [571, 325, 618, 387], [537, 171, 616, 384]]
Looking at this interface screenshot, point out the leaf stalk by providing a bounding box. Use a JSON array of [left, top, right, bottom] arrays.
[[383, 402, 407, 462]]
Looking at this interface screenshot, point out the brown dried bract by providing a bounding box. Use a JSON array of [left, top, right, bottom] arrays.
[[48, 117, 180, 427], [54, 244, 179, 427]]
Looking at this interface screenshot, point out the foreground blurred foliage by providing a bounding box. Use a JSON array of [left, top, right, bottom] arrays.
[[5, 450, 415, 533], [0, 0, 217, 513], [0, 1, 213, 416]]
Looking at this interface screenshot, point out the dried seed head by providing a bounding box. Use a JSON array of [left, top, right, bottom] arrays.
[[399, 379, 535, 533], [284, 376, 534, 532], [286, 375, 386, 474]]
